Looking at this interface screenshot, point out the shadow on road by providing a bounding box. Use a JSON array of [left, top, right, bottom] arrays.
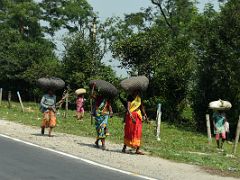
[[77, 142, 98, 148], [77, 142, 134, 154], [31, 133, 57, 137]]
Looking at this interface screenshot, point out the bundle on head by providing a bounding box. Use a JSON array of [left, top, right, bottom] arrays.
[[120, 75, 149, 93], [89, 79, 118, 98], [37, 77, 65, 91], [75, 88, 86, 95], [209, 99, 232, 110]]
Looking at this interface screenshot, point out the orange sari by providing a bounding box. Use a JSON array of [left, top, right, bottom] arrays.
[[41, 110, 56, 128], [124, 96, 142, 148]]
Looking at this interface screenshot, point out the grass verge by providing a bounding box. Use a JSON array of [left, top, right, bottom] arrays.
[[0, 101, 239, 177]]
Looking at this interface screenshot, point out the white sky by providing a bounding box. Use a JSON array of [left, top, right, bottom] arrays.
[[55, 0, 220, 77]]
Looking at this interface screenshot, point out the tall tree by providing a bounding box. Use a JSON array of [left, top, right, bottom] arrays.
[[192, 1, 240, 132], [63, 32, 118, 89], [104, 1, 198, 122], [40, 0, 94, 35], [0, 0, 59, 99]]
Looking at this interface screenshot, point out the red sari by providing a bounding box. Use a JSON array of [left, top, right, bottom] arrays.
[[124, 96, 143, 148]]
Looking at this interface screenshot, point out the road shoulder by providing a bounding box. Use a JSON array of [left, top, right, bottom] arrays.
[[0, 120, 237, 180]]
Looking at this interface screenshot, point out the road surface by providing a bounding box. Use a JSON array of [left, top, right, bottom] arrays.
[[0, 136, 142, 180]]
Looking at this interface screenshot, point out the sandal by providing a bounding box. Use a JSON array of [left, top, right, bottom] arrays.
[[95, 141, 100, 148], [102, 145, 106, 150], [41, 128, 45, 135], [136, 151, 144, 155], [122, 148, 126, 153]]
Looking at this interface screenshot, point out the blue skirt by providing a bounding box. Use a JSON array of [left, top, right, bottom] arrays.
[[95, 115, 109, 139]]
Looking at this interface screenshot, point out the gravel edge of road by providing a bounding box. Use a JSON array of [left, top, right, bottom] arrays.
[[0, 120, 237, 180]]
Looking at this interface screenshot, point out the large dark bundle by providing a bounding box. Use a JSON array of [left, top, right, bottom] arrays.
[[90, 79, 118, 98], [37, 77, 65, 90], [120, 76, 149, 93]]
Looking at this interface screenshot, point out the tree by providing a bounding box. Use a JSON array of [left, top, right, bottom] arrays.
[[0, 0, 114, 102], [0, 0, 59, 99], [63, 32, 118, 90], [192, 1, 240, 132], [104, 1, 198, 122], [0, 0, 43, 38], [40, 0, 94, 35]]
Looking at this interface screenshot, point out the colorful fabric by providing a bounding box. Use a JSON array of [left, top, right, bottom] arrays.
[[76, 97, 84, 113], [129, 95, 142, 119], [215, 132, 226, 140], [213, 112, 225, 134], [95, 115, 109, 139], [41, 110, 56, 128], [124, 95, 143, 149], [95, 98, 111, 139], [96, 98, 111, 116], [40, 94, 56, 113]]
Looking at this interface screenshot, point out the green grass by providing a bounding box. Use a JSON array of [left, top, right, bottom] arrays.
[[0, 101, 240, 177]]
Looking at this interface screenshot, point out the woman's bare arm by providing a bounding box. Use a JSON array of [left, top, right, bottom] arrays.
[[128, 101, 135, 122], [109, 102, 113, 117]]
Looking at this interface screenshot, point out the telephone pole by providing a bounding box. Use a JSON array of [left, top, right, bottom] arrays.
[[90, 16, 97, 78]]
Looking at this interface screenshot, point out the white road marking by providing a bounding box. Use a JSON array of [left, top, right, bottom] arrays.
[[0, 133, 158, 180]]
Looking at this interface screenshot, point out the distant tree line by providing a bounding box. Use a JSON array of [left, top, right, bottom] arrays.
[[1, 0, 240, 135], [102, 0, 240, 134]]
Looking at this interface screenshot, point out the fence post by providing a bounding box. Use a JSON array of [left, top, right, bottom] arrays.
[[8, 91, 11, 108], [0, 88, 2, 106], [64, 91, 69, 118], [232, 116, 240, 154], [90, 85, 95, 125], [17, 91, 24, 112], [206, 114, 212, 144], [156, 103, 162, 141]]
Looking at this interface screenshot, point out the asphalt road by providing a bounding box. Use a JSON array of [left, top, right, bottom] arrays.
[[0, 136, 142, 180]]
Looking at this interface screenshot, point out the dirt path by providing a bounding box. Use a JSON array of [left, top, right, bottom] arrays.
[[0, 120, 237, 180]]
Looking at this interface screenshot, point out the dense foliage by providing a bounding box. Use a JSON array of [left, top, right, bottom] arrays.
[[0, 0, 117, 100], [192, 1, 240, 132], [0, 0, 240, 135], [102, 0, 240, 134]]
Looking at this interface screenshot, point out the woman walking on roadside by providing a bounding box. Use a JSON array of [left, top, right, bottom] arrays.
[[213, 110, 227, 150], [120, 75, 149, 155], [122, 91, 147, 155], [75, 88, 86, 121], [94, 94, 113, 150], [37, 77, 65, 137], [90, 80, 118, 150], [76, 94, 85, 120], [209, 99, 232, 150], [40, 89, 57, 137]]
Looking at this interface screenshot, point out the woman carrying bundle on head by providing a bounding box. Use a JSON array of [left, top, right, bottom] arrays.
[[37, 77, 65, 137], [213, 110, 227, 150], [75, 88, 86, 121], [120, 76, 149, 155], [94, 94, 113, 150], [90, 80, 118, 150], [40, 89, 57, 137], [209, 99, 232, 150], [122, 91, 147, 155]]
